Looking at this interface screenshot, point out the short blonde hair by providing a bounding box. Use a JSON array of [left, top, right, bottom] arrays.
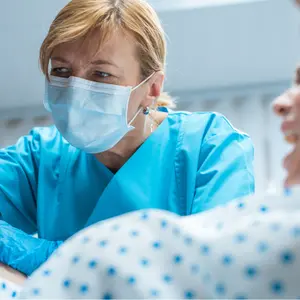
[[40, 0, 175, 108]]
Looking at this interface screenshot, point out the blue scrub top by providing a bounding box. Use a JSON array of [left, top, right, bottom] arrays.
[[0, 111, 254, 241]]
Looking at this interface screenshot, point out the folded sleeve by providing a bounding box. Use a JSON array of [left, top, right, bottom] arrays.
[[0, 129, 45, 234], [0, 126, 61, 233], [0, 127, 63, 275], [191, 115, 255, 214]]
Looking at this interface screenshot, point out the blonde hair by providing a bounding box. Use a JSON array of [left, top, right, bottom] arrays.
[[40, 0, 175, 108]]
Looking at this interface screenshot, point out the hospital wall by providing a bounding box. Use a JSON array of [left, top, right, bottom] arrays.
[[0, 0, 299, 195]]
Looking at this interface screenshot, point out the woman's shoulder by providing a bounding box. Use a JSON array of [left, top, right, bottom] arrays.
[[0, 126, 74, 169], [168, 110, 249, 141], [15, 125, 72, 155], [26, 125, 63, 145]]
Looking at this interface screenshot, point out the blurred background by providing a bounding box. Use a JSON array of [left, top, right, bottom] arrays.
[[0, 0, 299, 194]]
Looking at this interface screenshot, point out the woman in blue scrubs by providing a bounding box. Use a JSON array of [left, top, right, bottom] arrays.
[[0, 0, 254, 276]]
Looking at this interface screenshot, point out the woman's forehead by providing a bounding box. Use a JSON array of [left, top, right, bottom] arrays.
[[51, 29, 139, 71]]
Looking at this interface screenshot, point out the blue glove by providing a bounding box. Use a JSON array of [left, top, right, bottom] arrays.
[[0, 221, 63, 276]]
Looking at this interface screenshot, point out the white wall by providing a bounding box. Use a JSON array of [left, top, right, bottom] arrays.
[[0, 0, 299, 110], [0, 0, 299, 193]]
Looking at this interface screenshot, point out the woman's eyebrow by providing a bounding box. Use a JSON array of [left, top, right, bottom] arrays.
[[91, 59, 119, 68], [51, 57, 71, 64]]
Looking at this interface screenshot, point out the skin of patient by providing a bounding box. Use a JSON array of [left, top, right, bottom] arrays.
[[0, 263, 26, 285]]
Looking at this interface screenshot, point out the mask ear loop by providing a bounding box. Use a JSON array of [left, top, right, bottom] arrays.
[[131, 72, 157, 132], [132, 72, 155, 92], [128, 74, 155, 126]]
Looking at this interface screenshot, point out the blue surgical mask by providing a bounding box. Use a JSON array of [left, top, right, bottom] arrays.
[[44, 74, 154, 153]]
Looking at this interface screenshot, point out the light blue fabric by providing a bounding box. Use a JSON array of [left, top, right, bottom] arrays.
[[0, 111, 254, 275], [45, 75, 147, 154]]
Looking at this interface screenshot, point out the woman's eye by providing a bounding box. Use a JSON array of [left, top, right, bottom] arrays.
[[51, 68, 71, 77], [94, 71, 111, 78]]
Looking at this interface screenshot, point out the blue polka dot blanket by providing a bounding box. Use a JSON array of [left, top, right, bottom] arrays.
[[0, 278, 20, 299], [3, 190, 300, 299]]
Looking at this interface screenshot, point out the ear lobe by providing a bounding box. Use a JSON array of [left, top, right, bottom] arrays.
[[143, 95, 157, 109]]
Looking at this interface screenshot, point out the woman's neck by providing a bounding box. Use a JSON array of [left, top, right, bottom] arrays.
[[95, 111, 167, 171]]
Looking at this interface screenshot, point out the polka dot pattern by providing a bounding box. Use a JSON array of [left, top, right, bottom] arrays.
[[0, 280, 21, 299], [18, 193, 300, 299]]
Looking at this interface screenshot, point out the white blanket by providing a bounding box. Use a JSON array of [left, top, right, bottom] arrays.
[[0, 278, 21, 299], [18, 189, 300, 299]]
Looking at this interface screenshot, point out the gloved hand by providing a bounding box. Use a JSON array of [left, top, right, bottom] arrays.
[[0, 221, 63, 276]]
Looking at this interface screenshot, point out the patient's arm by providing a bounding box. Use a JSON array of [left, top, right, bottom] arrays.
[[0, 263, 26, 286]]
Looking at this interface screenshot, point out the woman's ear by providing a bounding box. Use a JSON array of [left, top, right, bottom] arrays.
[[142, 71, 164, 107]]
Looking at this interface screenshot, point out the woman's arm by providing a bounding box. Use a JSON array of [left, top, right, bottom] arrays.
[[0, 127, 63, 275], [191, 114, 255, 214]]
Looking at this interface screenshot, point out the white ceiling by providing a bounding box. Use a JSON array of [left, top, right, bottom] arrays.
[[148, 0, 266, 11]]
